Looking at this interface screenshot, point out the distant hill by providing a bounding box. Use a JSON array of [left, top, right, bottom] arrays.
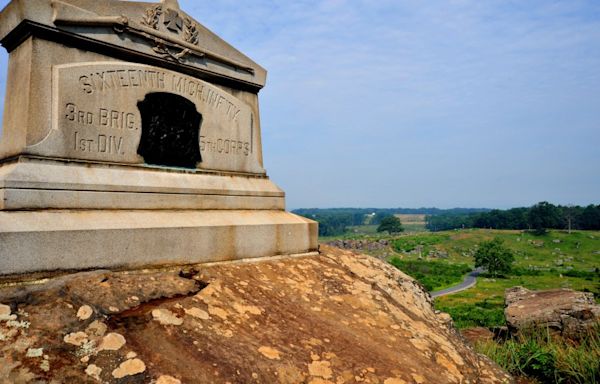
[[293, 203, 600, 235], [293, 207, 490, 216], [292, 208, 491, 237]]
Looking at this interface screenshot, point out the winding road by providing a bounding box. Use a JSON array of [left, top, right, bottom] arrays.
[[430, 267, 484, 298]]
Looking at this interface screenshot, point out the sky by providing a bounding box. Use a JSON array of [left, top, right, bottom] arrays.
[[0, 0, 599, 209]]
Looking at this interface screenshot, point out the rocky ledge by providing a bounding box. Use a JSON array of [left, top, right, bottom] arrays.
[[505, 286, 600, 339], [0, 245, 511, 383], [325, 239, 390, 252]]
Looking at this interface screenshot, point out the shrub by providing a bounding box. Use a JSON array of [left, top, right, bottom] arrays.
[[475, 325, 600, 384], [563, 269, 599, 279], [391, 234, 445, 253], [511, 267, 542, 276], [474, 238, 515, 277], [436, 301, 505, 328], [389, 258, 471, 291]]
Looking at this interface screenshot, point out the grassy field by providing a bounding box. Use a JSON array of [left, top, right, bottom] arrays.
[[405, 230, 599, 327], [321, 228, 600, 328], [389, 257, 471, 291], [435, 273, 598, 328], [321, 222, 425, 242], [387, 229, 600, 270]]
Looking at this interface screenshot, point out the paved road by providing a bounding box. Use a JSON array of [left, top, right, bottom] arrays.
[[430, 267, 484, 298]]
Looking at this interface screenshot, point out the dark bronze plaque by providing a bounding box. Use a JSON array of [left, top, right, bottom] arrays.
[[137, 92, 202, 168]]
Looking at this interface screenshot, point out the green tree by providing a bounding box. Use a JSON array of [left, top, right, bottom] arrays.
[[377, 215, 404, 234], [474, 238, 514, 277], [527, 201, 562, 235], [580, 204, 600, 230]]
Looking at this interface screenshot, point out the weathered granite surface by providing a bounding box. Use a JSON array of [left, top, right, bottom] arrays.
[[0, 0, 317, 274], [0, 246, 512, 383], [505, 286, 600, 339], [0, 210, 317, 276]]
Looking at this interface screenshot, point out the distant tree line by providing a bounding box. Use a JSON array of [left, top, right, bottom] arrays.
[[426, 202, 600, 233], [293, 207, 489, 237], [299, 211, 364, 236], [294, 203, 600, 236]]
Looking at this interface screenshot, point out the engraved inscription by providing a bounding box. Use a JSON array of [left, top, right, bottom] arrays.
[[200, 136, 250, 157], [73, 131, 125, 155], [65, 103, 138, 130], [65, 103, 132, 157], [49, 63, 264, 174], [65, 103, 94, 125], [171, 76, 241, 122], [79, 70, 166, 94], [78, 70, 241, 122]]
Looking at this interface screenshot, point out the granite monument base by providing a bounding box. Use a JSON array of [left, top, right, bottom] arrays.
[[0, 208, 317, 276], [0, 157, 318, 277]]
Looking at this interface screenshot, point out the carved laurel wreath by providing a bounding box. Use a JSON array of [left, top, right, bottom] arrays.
[[142, 4, 163, 29], [141, 4, 199, 62], [182, 17, 199, 45]]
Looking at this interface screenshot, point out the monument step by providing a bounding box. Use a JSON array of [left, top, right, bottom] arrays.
[[0, 188, 284, 210], [0, 158, 284, 210], [0, 209, 318, 276]]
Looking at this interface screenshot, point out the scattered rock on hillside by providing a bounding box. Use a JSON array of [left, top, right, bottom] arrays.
[[505, 286, 600, 339], [0, 246, 512, 383], [326, 238, 390, 252]]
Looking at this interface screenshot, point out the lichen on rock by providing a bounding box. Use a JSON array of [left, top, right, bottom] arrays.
[[0, 303, 16, 321], [64, 331, 88, 346], [152, 308, 184, 326], [76, 305, 93, 321], [98, 332, 126, 351], [156, 375, 182, 384], [258, 346, 282, 360], [0, 247, 513, 383], [85, 364, 102, 381], [111, 358, 146, 379]]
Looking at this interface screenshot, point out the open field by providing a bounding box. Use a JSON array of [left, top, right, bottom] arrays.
[[345, 225, 379, 235], [324, 228, 600, 272], [344, 223, 427, 235], [394, 214, 427, 232], [391, 229, 600, 270], [320, 228, 600, 328]]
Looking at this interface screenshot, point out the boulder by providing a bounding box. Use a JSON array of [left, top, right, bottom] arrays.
[[0, 246, 512, 383], [505, 286, 600, 338]]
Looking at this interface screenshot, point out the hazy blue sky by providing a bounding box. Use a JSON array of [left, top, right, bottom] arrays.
[[0, 0, 599, 209]]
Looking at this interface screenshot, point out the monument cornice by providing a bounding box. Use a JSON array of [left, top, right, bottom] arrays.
[[1, 20, 264, 94]]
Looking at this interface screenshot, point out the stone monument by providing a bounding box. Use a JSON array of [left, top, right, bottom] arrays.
[[0, 0, 317, 276]]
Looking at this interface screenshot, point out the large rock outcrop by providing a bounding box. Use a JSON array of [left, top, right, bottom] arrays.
[[0, 245, 511, 383], [505, 286, 600, 338]]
